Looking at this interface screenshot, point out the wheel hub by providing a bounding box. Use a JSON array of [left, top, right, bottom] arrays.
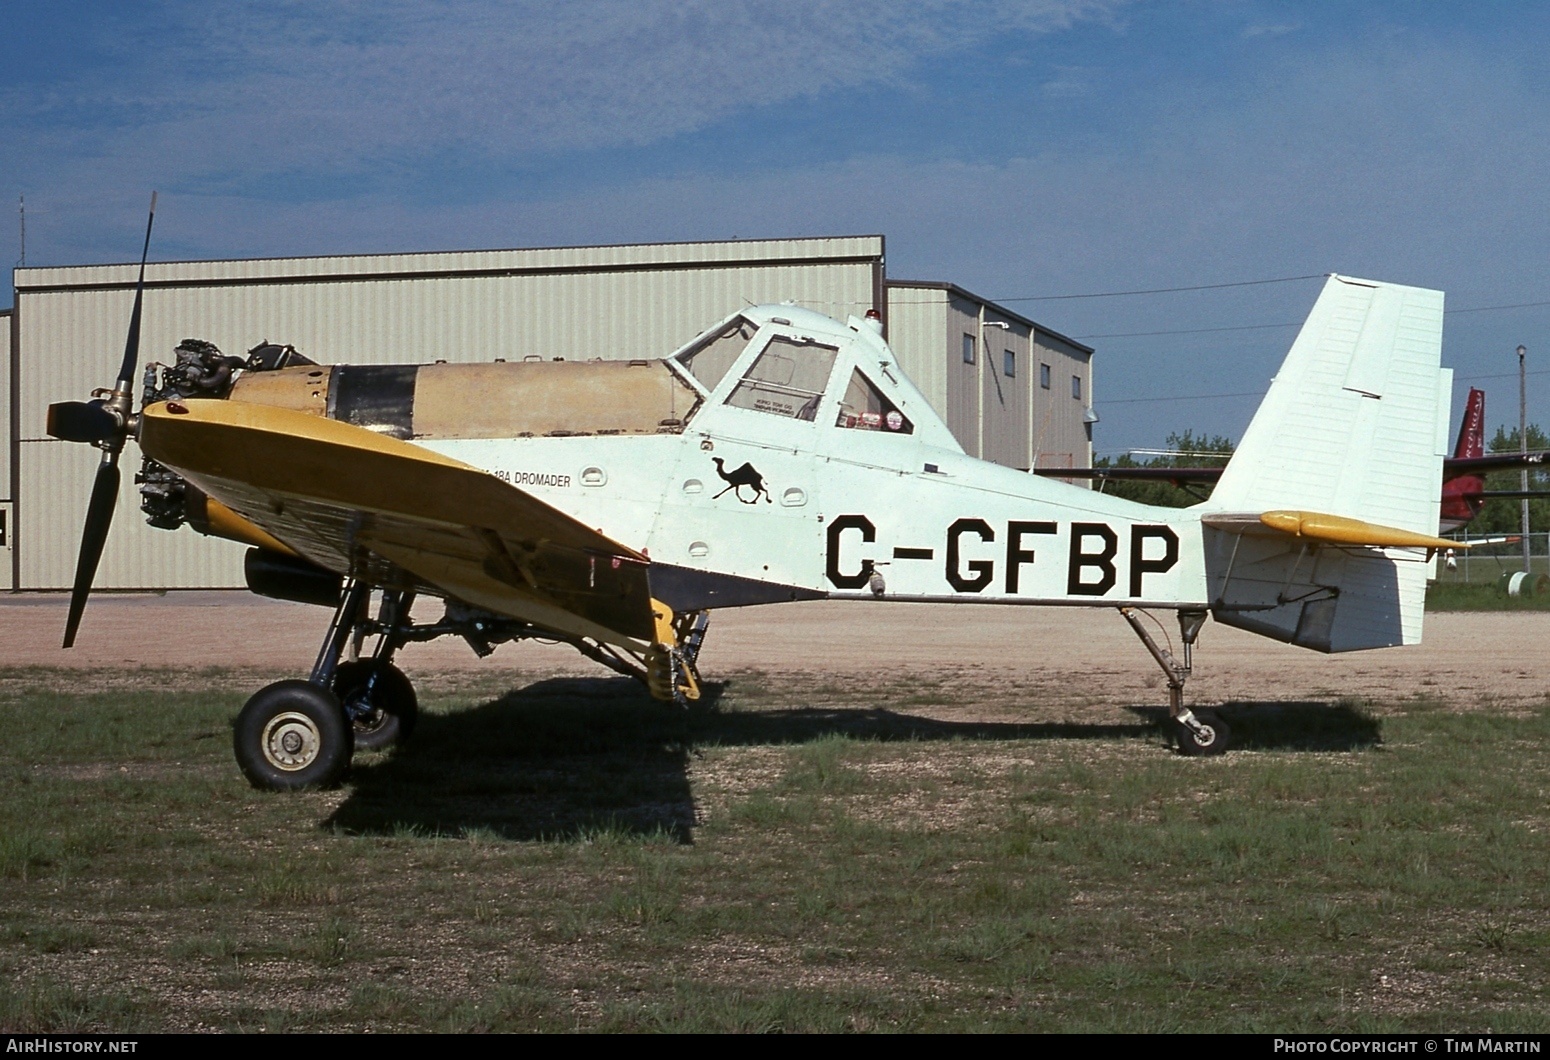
[[261, 711, 323, 771]]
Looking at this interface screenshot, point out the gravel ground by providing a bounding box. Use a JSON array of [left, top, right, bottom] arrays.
[[3, 592, 1546, 710]]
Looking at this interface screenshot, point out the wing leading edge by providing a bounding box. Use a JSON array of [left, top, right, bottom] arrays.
[[139, 399, 656, 647]]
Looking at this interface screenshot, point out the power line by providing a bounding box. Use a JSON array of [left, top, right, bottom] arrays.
[[1097, 390, 1264, 406], [1076, 321, 1302, 340], [993, 273, 1326, 302], [1445, 299, 1550, 315], [829, 277, 1549, 340], [1075, 298, 1550, 341], [1454, 368, 1550, 383], [1099, 368, 1550, 408]]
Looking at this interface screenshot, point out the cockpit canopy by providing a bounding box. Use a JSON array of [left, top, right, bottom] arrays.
[[669, 306, 947, 447]]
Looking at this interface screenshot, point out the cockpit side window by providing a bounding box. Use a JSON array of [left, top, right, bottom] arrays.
[[725, 336, 838, 421], [836, 368, 913, 434], [676, 317, 759, 393]]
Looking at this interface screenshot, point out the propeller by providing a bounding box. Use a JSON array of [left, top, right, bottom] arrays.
[[48, 192, 157, 647]]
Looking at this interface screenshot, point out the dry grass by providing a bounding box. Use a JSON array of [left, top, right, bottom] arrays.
[[1, 666, 1548, 1032]]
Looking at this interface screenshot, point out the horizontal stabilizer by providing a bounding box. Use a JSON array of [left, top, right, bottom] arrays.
[[1201, 510, 1466, 552]]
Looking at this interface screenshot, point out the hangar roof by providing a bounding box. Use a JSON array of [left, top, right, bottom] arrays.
[[16, 235, 886, 293], [887, 279, 1093, 356]]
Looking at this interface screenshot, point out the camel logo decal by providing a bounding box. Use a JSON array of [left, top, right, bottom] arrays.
[[711, 457, 772, 504]]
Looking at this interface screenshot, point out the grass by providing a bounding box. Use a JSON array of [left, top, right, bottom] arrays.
[[0, 667, 1548, 1031], [1426, 580, 1550, 611]]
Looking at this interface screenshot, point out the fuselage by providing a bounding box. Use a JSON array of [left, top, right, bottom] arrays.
[[142, 288, 1450, 658], [403, 305, 1212, 611]]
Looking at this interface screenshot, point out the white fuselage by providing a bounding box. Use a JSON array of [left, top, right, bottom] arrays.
[[418, 305, 1211, 612]]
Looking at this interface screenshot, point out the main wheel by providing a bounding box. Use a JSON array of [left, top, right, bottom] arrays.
[[1172, 710, 1231, 757], [332, 660, 418, 752], [234, 680, 353, 790]]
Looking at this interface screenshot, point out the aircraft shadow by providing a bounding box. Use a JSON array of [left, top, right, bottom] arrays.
[[693, 706, 1154, 746], [1127, 700, 1383, 752], [325, 679, 1381, 842], [326, 676, 711, 844]]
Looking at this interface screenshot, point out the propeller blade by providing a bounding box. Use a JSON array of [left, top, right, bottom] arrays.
[[115, 191, 157, 388], [62, 192, 156, 648], [63, 457, 121, 649], [46, 400, 119, 444]]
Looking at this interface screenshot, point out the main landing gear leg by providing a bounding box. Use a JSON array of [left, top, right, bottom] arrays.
[[1120, 607, 1230, 756], [329, 589, 420, 752], [234, 580, 380, 791], [645, 603, 709, 709]]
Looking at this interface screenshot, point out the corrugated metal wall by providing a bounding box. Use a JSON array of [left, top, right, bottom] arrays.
[[886, 282, 1091, 471], [944, 293, 984, 458], [981, 313, 1031, 469], [14, 237, 883, 589], [1, 310, 11, 495], [880, 288, 948, 413], [1, 309, 12, 590], [1031, 331, 1093, 471]]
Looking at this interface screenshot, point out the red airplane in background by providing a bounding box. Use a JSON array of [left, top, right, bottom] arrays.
[[1039, 388, 1549, 536], [1434, 388, 1550, 532]]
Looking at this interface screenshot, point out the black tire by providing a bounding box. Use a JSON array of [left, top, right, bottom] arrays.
[[234, 680, 353, 790], [1173, 710, 1231, 757], [332, 661, 418, 752]]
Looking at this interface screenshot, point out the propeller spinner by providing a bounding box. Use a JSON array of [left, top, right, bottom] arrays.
[[46, 192, 158, 647]]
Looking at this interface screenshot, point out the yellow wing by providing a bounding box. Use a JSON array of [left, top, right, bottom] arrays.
[[140, 399, 656, 647]]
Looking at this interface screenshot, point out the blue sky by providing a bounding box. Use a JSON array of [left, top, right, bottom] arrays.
[[5, 1, 1549, 453]]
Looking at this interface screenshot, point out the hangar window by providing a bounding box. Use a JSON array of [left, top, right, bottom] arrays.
[[1040, 363, 1051, 389], [1003, 349, 1016, 378], [676, 316, 759, 393], [962, 334, 976, 365], [835, 369, 913, 434], [1072, 374, 1082, 400], [725, 336, 838, 421]]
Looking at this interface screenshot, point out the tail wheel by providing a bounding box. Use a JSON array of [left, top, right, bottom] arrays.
[[235, 680, 353, 790], [332, 661, 418, 751], [1172, 710, 1231, 757]]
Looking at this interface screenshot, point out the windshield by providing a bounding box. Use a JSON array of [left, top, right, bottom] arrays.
[[724, 336, 838, 421], [675, 317, 759, 393]]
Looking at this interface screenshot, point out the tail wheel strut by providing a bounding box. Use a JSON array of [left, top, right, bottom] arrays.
[[1121, 607, 1229, 756]]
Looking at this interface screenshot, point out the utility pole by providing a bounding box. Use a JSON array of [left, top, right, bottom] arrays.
[[1520, 344, 1530, 574]]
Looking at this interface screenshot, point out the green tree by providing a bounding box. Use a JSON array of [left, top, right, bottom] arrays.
[[1465, 424, 1550, 535], [1092, 430, 1234, 508]]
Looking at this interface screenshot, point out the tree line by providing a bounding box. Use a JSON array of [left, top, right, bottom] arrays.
[[1092, 425, 1550, 534]]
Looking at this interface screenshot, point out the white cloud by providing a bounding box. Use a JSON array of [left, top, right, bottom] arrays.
[[1040, 65, 1096, 98], [1242, 22, 1298, 38], [4, 0, 1127, 185]]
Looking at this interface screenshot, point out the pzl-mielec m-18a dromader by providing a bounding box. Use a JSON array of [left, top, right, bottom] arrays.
[[47, 199, 1459, 788]]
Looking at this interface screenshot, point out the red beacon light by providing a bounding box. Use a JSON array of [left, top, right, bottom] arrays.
[[862, 308, 884, 335]]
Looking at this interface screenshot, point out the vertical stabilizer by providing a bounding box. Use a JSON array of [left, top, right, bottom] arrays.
[[1210, 275, 1449, 533], [1454, 387, 1485, 460], [1204, 275, 1450, 651], [1440, 388, 1487, 532]]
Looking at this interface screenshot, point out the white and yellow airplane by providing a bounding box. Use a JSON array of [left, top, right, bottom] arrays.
[[48, 201, 1460, 788]]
